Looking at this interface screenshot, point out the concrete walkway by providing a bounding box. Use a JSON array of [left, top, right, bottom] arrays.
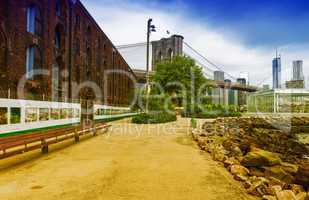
[[0, 118, 255, 200]]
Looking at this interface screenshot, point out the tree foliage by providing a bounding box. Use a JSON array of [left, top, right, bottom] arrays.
[[152, 56, 213, 106]]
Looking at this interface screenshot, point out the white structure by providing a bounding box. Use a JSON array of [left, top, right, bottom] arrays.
[[0, 99, 81, 135], [248, 89, 309, 113]]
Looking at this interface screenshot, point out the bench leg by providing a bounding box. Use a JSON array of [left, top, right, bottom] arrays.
[[42, 145, 48, 154], [75, 134, 80, 143]]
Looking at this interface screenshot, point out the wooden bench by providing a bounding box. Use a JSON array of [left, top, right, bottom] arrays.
[[0, 123, 111, 159]]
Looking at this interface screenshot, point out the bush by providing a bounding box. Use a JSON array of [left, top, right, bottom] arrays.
[[132, 112, 177, 124], [191, 118, 197, 128], [182, 104, 241, 119]]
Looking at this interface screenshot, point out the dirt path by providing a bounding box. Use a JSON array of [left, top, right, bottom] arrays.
[[0, 118, 255, 200]]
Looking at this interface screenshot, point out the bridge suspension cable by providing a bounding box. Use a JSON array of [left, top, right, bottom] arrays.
[[116, 40, 238, 81], [116, 42, 147, 49], [183, 41, 237, 81]]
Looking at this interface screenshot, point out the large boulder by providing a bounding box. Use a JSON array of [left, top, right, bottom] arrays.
[[281, 162, 298, 175], [230, 165, 249, 176], [241, 148, 282, 167], [264, 165, 295, 184], [295, 164, 309, 188], [275, 190, 297, 200]]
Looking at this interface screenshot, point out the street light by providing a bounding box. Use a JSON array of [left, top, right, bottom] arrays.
[[145, 18, 156, 113]]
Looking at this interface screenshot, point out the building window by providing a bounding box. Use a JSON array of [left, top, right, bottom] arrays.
[[74, 38, 80, 55], [26, 45, 41, 79], [75, 15, 80, 30], [76, 65, 80, 83], [35, 7, 42, 36], [56, 0, 61, 16], [86, 26, 91, 47], [55, 25, 61, 49], [86, 48, 91, 78], [167, 48, 173, 60], [27, 6, 35, 34], [27, 5, 42, 36]]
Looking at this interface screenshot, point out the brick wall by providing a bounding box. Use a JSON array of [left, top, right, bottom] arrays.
[[0, 0, 136, 106]]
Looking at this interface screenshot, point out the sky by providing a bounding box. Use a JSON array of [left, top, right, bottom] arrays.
[[82, 0, 309, 87]]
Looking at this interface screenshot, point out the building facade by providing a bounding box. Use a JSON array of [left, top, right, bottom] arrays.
[[286, 80, 305, 89], [272, 56, 281, 89], [292, 60, 304, 81], [214, 71, 225, 81], [0, 0, 135, 106]]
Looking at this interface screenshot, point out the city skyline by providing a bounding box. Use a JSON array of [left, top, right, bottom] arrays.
[[83, 0, 309, 88]]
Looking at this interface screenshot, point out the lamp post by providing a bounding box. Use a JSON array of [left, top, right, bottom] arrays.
[[145, 18, 156, 113]]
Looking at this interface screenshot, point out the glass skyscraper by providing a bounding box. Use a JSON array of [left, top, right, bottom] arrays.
[[272, 57, 281, 89], [292, 60, 304, 81]]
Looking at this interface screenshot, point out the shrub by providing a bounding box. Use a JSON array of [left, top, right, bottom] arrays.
[[132, 112, 177, 124], [182, 104, 241, 119], [191, 118, 197, 128]]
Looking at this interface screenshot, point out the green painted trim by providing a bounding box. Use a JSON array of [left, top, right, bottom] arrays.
[[95, 113, 137, 122], [0, 123, 79, 138], [0, 113, 138, 137]]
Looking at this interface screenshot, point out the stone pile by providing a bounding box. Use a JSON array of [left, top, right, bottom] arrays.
[[192, 116, 309, 200]]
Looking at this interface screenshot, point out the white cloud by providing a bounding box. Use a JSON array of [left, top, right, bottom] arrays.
[[83, 0, 309, 88]]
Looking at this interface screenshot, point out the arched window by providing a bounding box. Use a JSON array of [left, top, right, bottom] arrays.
[[26, 45, 41, 79], [97, 37, 102, 67], [76, 65, 80, 83], [56, 0, 61, 16], [86, 47, 91, 78], [27, 5, 42, 36], [74, 38, 80, 55], [55, 25, 62, 49], [75, 14, 80, 30], [157, 51, 162, 61], [167, 48, 173, 60], [86, 26, 91, 46]]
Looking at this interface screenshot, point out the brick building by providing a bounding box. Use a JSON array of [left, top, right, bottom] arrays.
[[0, 0, 136, 106]]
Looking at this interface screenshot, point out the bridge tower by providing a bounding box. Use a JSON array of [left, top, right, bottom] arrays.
[[151, 35, 184, 71]]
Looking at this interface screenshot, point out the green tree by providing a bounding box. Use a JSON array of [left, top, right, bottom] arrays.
[[152, 56, 213, 107]]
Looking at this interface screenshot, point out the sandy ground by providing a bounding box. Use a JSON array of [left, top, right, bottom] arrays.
[[0, 118, 256, 200]]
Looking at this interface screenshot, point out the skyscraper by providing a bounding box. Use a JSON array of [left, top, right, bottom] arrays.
[[292, 60, 304, 81], [214, 71, 224, 81], [272, 54, 281, 89]]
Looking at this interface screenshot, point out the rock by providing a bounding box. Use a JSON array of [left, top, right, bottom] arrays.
[[244, 181, 251, 189], [223, 157, 239, 169], [276, 190, 297, 200], [230, 165, 250, 176], [295, 192, 307, 200], [241, 148, 282, 167], [295, 164, 309, 187], [267, 185, 282, 195], [268, 177, 285, 187], [234, 174, 248, 182], [281, 162, 299, 175], [264, 165, 295, 184], [262, 195, 276, 200], [247, 177, 269, 197], [231, 146, 243, 157], [247, 180, 268, 197], [212, 150, 226, 162], [249, 167, 265, 177], [290, 184, 305, 195]]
